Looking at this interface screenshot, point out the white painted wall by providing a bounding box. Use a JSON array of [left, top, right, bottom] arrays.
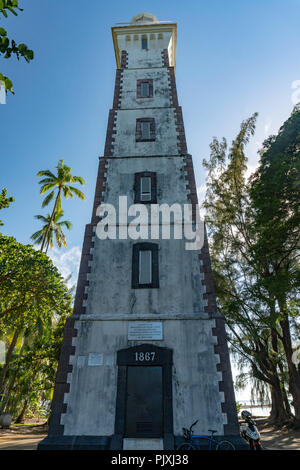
[[112, 108, 179, 157], [85, 155, 205, 316], [62, 318, 225, 436], [120, 69, 171, 109], [116, 31, 173, 68]]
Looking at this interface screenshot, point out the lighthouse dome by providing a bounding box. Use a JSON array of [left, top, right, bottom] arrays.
[[130, 13, 158, 25]]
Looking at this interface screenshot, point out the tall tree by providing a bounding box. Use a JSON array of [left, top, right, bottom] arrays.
[[250, 106, 300, 423], [31, 210, 72, 254], [37, 160, 85, 252], [202, 112, 297, 425], [2, 311, 69, 420], [0, 234, 72, 396]]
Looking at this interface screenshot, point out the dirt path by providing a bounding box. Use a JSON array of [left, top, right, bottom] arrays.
[[0, 421, 300, 450], [257, 421, 300, 450], [0, 433, 46, 450], [0, 423, 47, 450]]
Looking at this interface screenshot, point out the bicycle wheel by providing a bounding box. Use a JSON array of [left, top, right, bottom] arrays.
[[177, 443, 196, 450], [216, 440, 235, 450]]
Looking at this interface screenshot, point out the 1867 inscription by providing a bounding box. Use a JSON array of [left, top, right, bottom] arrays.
[[134, 351, 156, 362]]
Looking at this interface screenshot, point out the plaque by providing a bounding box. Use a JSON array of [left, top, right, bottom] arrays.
[[128, 321, 163, 341], [88, 353, 103, 366]]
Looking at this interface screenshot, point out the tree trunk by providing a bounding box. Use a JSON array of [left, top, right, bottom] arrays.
[[1, 341, 25, 414], [0, 328, 21, 397], [268, 379, 291, 426], [282, 383, 293, 417], [41, 188, 61, 252], [270, 325, 293, 419], [280, 315, 300, 421], [15, 398, 29, 424]]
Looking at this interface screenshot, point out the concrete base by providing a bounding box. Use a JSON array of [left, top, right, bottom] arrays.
[[38, 434, 248, 450], [37, 435, 110, 450], [123, 438, 164, 450]]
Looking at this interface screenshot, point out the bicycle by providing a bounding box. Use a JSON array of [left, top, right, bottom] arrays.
[[177, 420, 235, 450]]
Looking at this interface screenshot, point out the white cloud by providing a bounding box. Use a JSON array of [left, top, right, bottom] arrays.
[[48, 246, 81, 289]]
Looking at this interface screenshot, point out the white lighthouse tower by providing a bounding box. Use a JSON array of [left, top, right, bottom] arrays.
[[39, 13, 244, 450]]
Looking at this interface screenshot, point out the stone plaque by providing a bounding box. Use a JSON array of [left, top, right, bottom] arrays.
[[88, 353, 103, 366], [128, 321, 163, 341]]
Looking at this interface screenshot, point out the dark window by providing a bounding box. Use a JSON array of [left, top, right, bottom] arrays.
[[132, 243, 159, 289], [134, 172, 157, 204], [141, 82, 149, 97], [137, 79, 153, 98], [136, 118, 155, 142], [141, 35, 148, 50], [140, 176, 151, 201], [141, 121, 150, 139]]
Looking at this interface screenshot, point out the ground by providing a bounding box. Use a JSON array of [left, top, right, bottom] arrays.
[[0, 419, 47, 450], [256, 419, 300, 450], [0, 418, 299, 450]]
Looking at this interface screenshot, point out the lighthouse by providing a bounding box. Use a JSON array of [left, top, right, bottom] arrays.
[[39, 13, 243, 450]]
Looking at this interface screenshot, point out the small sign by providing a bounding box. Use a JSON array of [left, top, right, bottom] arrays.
[[88, 353, 103, 366], [128, 321, 163, 341]]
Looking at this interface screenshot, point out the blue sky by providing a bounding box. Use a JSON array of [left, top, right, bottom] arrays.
[[1, 0, 300, 295]]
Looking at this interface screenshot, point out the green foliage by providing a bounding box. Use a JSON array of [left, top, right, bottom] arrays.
[[3, 312, 69, 418], [37, 160, 85, 252], [0, 234, 72, 327], [203, 108, 300, 423], [0, 1, 22, 17], [236, 402, 242, 414], [0, 188, 13, 225], [31, 210, 72, 253], [0, 1, 34, 94], [0, 233, 73, 417], [250, 109, 300, 305], [38, 160, 85, 212]]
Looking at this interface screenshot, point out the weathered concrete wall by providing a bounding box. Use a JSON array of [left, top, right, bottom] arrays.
[[116, 31, 173, 68], [112, 109, 179, 157], [113, 108, 178, 157], [62, 318, 226, 436], [84, 155, 205, 316], [120, 69, 171, 109], [103, 156, 188, 206], [86, 237, 205, 316]]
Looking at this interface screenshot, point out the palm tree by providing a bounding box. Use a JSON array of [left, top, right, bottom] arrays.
[[37, 160, 85, 251], [31, 211, 72, 254]]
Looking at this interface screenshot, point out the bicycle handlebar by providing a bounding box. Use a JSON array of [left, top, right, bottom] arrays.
[[189, 420, 198, 432]]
